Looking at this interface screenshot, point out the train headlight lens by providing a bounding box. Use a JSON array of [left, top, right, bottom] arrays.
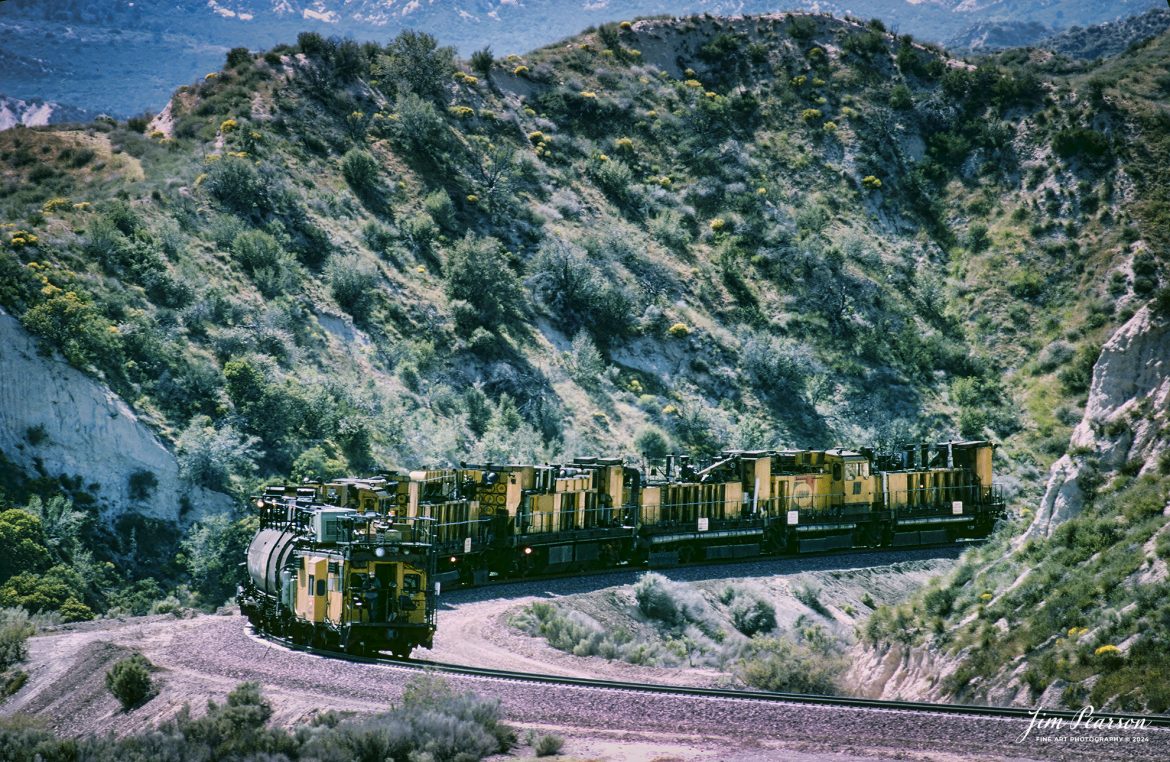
[[450, 556, 457, 564], [524, 547, 532, 555], [374, 546, 386, 558], [255, 499, 265, 508]]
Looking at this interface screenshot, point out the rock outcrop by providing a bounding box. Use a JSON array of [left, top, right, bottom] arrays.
[[1026, 304, 1170, 539], [0, 308, 233, 522]]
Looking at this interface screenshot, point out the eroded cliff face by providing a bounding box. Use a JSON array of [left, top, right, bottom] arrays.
[[1026, 305, 1170, 540], [0, 308, 233, 522], [847, 303, 1170, 704]]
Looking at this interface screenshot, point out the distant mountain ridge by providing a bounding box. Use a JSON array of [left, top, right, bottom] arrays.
[[0, 0, 1163, 116], [0, 95, 94, 131]]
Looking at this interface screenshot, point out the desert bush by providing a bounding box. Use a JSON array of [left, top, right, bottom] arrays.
[[634, 573, 716, 632], [106, 653, 154, 710], [329, 254, 379, 321], [736, 632, 843, 693], [729, 594, 777, 637], [377, 30, 457, 105], [634, 427, 671, 459], [534, 733, 564, 757], [204, 156, 277, 219], [444, 233, 524, 331], [564, 332, 606, 388], [341, 149, 382, 199], [793, 585, 831, 617], [176, 416, 258, 491], [0, 608, 33, 671]]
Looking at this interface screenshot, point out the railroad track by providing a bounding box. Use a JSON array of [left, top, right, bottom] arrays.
[[252, 626, 1170, 730]]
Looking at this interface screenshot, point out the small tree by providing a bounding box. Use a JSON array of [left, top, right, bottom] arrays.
[[106, 653, 154, 710], [444, 233, 524, 331], [470, 47, 495, 77], [341, 149, 382, 199]]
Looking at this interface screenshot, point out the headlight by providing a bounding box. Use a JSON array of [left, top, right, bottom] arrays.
[[374, 546, 386, 558]]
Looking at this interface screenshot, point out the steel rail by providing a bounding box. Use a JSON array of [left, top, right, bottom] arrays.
[[253, 627, 1170, 729]]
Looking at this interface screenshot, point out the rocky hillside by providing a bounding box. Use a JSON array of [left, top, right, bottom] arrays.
[[1, 10, 1167, 636], [0, 0, 1163, 117], [852, 26, 1170, 712]]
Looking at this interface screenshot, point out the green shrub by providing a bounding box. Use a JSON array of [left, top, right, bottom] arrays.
[[378, 30, 457, 105], [736, 630, 844, 693], [329, 254, 379, 322], [106, 653, 154, 710], [176, 416, 258, 491], [341, 149, 382, 199], [0, 608, 34, 671], [634, 427, 671, 459], [444, 233, 524, 330], [23, 291, 120, 371], [1053, 128, 1110, 160], [204, 157, 276, 219], [534, 733, 564, 757], [181, 513, 256, 607], [730, 595, 777, 636], [470, 47, 494, 76]]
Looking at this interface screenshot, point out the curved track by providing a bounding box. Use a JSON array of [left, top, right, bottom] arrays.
[[260, 629, 1170, 730], [11, 550, 1170, 760]]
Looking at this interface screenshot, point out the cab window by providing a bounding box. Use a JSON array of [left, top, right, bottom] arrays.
[[403, 574, 421, 594]]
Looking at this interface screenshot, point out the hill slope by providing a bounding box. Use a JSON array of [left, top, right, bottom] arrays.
[[1, 11, 1166, 642]]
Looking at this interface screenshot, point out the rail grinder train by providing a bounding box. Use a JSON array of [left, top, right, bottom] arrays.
[[239, 439, 1004, 655]]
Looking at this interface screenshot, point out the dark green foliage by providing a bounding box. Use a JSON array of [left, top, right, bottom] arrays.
[[0, 609, 33, 672], [226, 47, 251, 69], [470, 47, 495, 77], [698, 33, 745, 64], [634, 427, 671, 459], [392, 92, 451, 160], [527, 239, 634, 345], [329, 255, 379, 322], [444, 233, 524, 331], [1053, 128, 1111, 160], [378, 30, 457, 105], [341, 149, 383, 201], [106, 653, 154, 710], [888, 83, 913, 109], [230, 229, 284, 274], [0, 510, 51, 585], [204, 157, 277, 219], [180, 513, 257, 607], [788, 15, 817, 40], [1057, 344, 1099, 395]]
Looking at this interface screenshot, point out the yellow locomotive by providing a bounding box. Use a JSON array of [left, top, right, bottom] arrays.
[[240, 439, 1004, 652], [237, 479, 436, 657]]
